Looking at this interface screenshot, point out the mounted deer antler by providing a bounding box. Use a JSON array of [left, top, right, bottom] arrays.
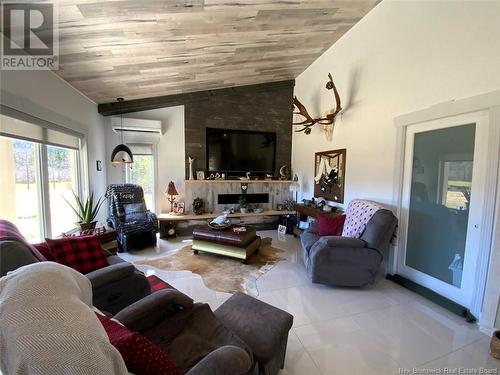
[[293, 73, 342, 135]]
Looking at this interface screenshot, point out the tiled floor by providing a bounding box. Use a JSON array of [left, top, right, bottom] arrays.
[[120, 231, 499, 375]]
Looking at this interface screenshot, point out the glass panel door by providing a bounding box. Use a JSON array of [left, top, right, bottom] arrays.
[[47, 145, 79, 236], [0, 137, 43, 242], [399, 111, 489, 309], [406, 124, 475, 288]]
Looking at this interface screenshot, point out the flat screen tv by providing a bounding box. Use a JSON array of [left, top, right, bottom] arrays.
[[206, 128, 276, 176]]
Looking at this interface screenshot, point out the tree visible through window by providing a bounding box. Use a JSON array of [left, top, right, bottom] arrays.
[[0, 136, 81, 242], [48, 145, 79, 236], [126, 154, 154, 211]]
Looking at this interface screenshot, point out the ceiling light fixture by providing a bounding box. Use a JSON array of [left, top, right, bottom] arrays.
[[110, 97, 133, 165]]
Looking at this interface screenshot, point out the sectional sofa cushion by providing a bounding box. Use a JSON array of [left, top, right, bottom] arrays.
[[46, 235, 109, 274], [33, 241, 56, 261], [0, 219, 46, 261], [96, 313, 178, 375]]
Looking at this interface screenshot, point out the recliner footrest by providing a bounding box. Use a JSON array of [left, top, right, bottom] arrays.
[[214, 292, 293, 375]]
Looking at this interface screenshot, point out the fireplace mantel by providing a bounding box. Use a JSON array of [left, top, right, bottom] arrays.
[[184, 179, 294, 184], [183, 179, 293, 214]]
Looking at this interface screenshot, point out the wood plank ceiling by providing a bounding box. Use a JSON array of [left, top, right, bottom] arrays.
[[54, 0, 379, 104]]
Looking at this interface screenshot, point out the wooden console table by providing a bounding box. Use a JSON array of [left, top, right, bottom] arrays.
[[292, 203, 343, 237], [158, 210, 295, 238], [292, 203, 343, 218]]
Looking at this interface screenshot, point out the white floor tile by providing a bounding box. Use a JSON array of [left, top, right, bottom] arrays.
[[351, 303, 484, 367], [421, 337, 499, 371], [280, 330, 321, 375], [121, 230, 493, 374]]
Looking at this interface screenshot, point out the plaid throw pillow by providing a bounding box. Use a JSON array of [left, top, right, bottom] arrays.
[[46, 236, 109, 274], [96, 313, 178, 375]]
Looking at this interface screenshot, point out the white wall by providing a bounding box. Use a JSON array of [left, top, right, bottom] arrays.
[[0, 69, 108, 223], [292, 0, 500, 209], [292, 0, 500, 330], [105, 106, 185, 213]]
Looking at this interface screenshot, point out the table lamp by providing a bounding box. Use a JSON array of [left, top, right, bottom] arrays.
[[290, 174, 300, 202], [165, 181, 179, 212]]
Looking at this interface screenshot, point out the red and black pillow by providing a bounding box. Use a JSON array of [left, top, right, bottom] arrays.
[[96, 313, 178, 375], [317, 214, 346, 236], [45, 236, 108, 274]]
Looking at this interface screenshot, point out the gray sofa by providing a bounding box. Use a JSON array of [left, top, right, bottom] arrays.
[[0, 222, 150, 314], [0, 262, 254, 375], [114, 289, 254, 374], [301, 209, 397, 287]]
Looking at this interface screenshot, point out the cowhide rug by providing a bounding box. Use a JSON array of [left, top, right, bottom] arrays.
[[135, 238, 284, 296]]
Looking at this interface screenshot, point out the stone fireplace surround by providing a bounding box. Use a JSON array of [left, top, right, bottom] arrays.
[[184, 180, 292, 214]]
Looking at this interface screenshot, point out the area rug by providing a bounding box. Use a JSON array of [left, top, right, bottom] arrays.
[[136, 238, 284, 296]]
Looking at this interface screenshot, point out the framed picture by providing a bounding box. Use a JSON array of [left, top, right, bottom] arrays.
[[196, 171, 205, 180], [314, 148, 346, 203], [278, 224, 287, 234], [175, 202, 185, 214]]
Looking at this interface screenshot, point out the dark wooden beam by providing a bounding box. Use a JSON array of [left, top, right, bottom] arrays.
[[98, 79, 295, 116]]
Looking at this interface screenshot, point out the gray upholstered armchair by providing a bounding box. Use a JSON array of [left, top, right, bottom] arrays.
[[301, 206, 397, 287]]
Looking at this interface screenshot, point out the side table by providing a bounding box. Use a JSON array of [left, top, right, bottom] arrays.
[[292, 203, 343, 237]]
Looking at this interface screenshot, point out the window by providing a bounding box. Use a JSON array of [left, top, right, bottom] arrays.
[[125, 144, 155, 211], [0, 112, 83, 242], [440, 160, 473, 210], [438, 154, 474, 210], [0, 138, 43, 242], [47, 145, 80, 236]]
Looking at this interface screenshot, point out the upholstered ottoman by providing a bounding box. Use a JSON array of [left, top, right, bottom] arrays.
[[192, 225, 261, 263], [215, 292, 294, 375]]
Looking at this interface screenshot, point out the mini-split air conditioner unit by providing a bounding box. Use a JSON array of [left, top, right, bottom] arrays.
[[111, 117, 163, 137]]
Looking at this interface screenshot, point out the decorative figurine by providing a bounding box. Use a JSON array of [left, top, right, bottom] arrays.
[[193, 197, 204, 215], [279, 165, 290, 180], [188, 156, 195, 180]]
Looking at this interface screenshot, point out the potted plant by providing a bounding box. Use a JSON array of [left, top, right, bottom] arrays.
[[64, 191, 105, 232], [238, 196, 248, 214]]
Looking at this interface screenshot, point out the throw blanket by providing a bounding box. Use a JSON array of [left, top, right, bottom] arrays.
[[0, 262, 128, 375], [341, 199, 384, 238], [0, 219, 46, 261], [106, 184, 158, 234]]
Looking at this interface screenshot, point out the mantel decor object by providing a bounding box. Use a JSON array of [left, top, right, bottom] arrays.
[[165, 181, 179, 213], [188, 157, 195, 180], [293, 73, 342, 139], [193, 197, 204, 215]]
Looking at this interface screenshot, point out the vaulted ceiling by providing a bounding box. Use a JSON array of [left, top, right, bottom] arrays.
[[54, 0, 379, 104]]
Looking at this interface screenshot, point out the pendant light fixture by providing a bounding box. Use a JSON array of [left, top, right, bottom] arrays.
[[111, 97, 133, 165]]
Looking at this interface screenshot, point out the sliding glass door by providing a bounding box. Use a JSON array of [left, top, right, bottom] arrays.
[[0, 112, 83, 241], [0, 138, 43, 242], [398, 111, 490, 309], [47, 145, 80, 236]]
